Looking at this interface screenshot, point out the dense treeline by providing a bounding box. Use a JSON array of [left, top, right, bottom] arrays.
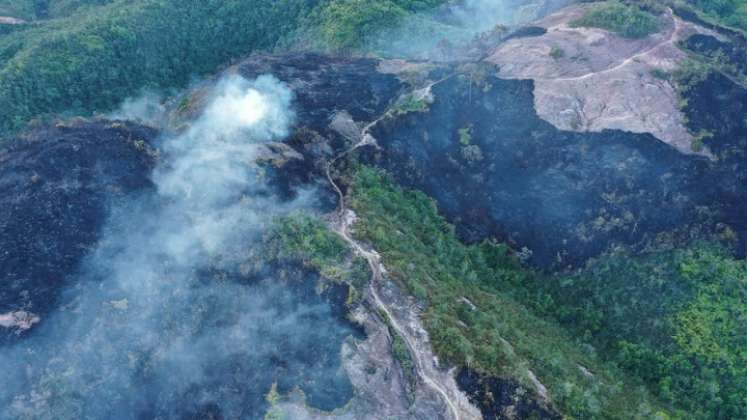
[[306, 0, 444, 51], [0, 0, 317, 135], [0, 0, 446, 138], [536, 244, 747, 419]]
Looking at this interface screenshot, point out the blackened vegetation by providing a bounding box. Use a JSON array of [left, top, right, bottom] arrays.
[[684, 34, 747, 68], [144, 264, 361, 419], [503, 26, 548, 42], [241, 53, 407, 194], [0, 120, 157, 339], [362, 74, 747, 268], [0, 118, 365, 418], [457, 370, 561, 420], [0, 55, 403, 417], [240, 53, 408, 208], [682, 33, 747, 81], [679, 70, 747, 255], [239, 53, 405, 133]]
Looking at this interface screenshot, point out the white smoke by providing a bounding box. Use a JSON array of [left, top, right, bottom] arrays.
[[109, 91, 166, 126], [148, 74, 296, 266], [0, 75, 355, 419], [369, 0, 569, 59]]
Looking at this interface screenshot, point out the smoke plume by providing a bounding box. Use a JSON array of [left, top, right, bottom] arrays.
[[0, 75, 357, 419], [369, 0, 569, 59]]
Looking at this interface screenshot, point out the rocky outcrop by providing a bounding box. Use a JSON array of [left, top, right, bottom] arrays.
[[278, 297, 471, 420]]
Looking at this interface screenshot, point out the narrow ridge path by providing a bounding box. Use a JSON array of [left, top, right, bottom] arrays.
[[324, 76, 469, 419]]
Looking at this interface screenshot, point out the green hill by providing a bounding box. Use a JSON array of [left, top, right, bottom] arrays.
[[0, 0, 445, 138]]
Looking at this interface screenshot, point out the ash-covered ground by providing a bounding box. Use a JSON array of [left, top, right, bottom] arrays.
[[0, 75, 364, 419]]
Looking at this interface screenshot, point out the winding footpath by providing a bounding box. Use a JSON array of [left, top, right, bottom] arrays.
[[335, 210, 462, 420], [537, 8, 681, 83], [325, 78, 473, 420]]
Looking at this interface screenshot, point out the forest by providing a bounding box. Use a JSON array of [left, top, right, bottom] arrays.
[[0, 0, 446, 138]]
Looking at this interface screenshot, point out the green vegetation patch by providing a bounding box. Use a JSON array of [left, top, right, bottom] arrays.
[[0, 0, 318, 136], [458, 125, 472, 146], [46, 0, 119, 19], [689, 0, 747, 32], [549, 45, 565, 60], [266, 212, 371, 291], [348, 166, 747, 417], [538, 243, 747, 419], [348, 166, 671, 419], [0, 0, 449, 139], [570, 1, 662, 39], [393, 93, 430, 115], [305, 0, 447, 51]]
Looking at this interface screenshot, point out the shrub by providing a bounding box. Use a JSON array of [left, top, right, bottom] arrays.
[[393, 93, 429, 115], [650, 68, 670, 80], [549, 45, 565, 59], [570, 1, 662, 38]]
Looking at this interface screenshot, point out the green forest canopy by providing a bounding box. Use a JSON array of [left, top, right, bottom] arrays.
[[0, 0, 744, 138], [0, 0, 446, 138]]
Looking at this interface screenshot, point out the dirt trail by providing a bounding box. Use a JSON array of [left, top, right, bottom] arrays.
[[324, 76, 478, 420], [335, 210, 462, 420], [538, 8, 680, 82]]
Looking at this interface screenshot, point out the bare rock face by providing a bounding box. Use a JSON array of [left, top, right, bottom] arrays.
[[488, 4, 717, 155]]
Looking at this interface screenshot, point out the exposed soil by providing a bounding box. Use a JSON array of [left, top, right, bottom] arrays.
[[488, 5, 719, 155]]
